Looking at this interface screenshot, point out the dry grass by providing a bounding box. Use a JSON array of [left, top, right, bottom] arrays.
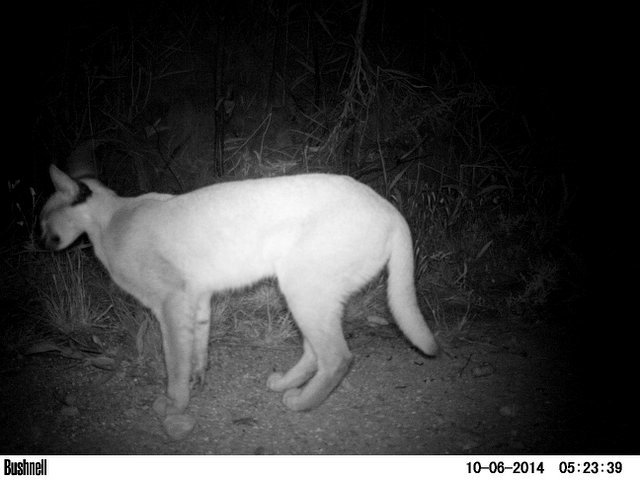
[[5, 2, 580, 370], [209, 281, 296, 346]]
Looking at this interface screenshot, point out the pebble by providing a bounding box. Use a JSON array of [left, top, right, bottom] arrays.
[[499, 404, 518, 417], [60, 406, 79, 416]]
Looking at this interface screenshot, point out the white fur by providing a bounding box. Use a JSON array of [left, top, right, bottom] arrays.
[[41, 165, 437, 439]]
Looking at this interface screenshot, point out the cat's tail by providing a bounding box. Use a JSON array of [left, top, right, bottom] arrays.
[[386, 219, 439, 356]]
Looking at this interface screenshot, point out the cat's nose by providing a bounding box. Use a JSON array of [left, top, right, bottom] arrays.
[[43, 231, 61, 250]]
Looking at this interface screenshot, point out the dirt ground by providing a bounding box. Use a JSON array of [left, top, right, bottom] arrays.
[[0, 316, 635, 454]]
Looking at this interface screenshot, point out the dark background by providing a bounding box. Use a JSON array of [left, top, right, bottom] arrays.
[[4, 0, 632, 453]]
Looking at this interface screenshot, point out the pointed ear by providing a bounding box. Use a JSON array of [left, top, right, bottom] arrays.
[[49, 164, 79, 196]]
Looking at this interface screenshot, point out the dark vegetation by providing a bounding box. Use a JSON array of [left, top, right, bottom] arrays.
[[1, 1, 605, 451]]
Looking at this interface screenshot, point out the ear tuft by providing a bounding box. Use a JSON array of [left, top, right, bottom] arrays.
[[71, 181, 93, 206]]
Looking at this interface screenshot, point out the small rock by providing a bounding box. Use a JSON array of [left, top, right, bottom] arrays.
[[60, 406, 79, 417], [89, 355, 116, 370], [232, 416, 258, 426], [124, 408, 138, 418], [472, 364, 494, 377], [499, 404, 518, 417]]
